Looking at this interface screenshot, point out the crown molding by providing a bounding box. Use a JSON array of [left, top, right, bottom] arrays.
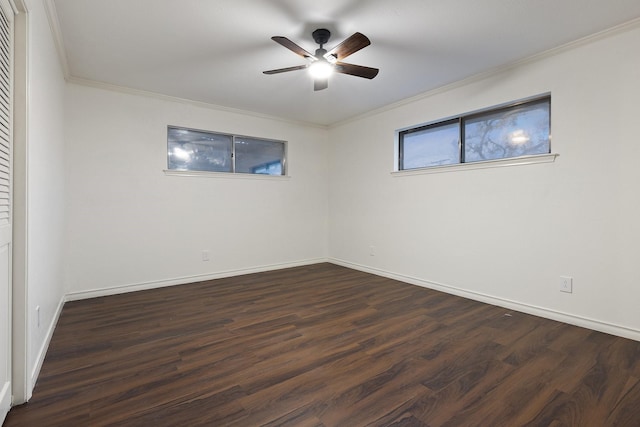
[[66, 75, 329, 130], [43, 0, 70, 79], [42, 0, 325, 129], [42, 2, 640, 130], [330, 16, 640, 129]]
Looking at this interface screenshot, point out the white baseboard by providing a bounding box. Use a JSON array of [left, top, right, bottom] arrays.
[[24, 256, 640, 407], [329, 258, 640, 342], [65, 258, 329, 302], [29, 295, 67, 393], [0, 380, 10, 425], [24, 259, 327, 403]]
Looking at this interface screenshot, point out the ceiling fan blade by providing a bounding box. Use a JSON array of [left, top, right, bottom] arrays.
[[334, 62, 379, 79], [314, 78, 328, 91], [263, 64, 309, 75], [324, 32, 370, 61], [271, 36, 316, 60]]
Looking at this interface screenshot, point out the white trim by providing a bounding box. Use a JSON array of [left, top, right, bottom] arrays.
[[329, 258, 640, 342], [42, 0, 69, 79], [163, 169, 291, 180], [10, 0, 29, 405], [391, 153, 558, 176], [67, 76, 328, 130], [65, 258, 328, 302], [29, 296, 64, 389], [0, 0, 12, 418], [330, 17, 640, 129], [22, 256, 640, 398], [43, 7, 640, 130], [0, 380, 10, 425], [7, 0, 25, 14]]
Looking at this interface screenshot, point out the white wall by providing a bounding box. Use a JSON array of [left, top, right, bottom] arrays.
[[63, 84, 329, 296], [328, 24, 640, 339], [20, 1, 640, 406], [23, 0, 66, 391]]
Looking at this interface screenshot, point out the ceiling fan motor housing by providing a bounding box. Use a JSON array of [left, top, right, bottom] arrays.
[[312, 29, 331, 46]]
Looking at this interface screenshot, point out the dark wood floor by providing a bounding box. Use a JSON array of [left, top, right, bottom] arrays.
[[4, 263, 640, 426]]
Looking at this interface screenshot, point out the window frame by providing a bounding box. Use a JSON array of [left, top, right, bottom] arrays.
[[397, 94, 552, 172], [398, 117, 460, 171], [166, 125, 287, 177]]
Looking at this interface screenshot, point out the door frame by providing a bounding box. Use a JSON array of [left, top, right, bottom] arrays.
[[10, 0, 28, 406]]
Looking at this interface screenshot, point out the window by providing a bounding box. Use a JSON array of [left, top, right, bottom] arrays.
[[401, 120, 459, 169], [398, 96, 550, 170], [167, 126, 286, 176]]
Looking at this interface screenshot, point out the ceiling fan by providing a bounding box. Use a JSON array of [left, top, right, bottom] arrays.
[[263, 28, 379, 91]]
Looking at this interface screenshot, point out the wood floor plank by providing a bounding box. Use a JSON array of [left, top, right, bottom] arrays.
[[4, 263, 640, 426]]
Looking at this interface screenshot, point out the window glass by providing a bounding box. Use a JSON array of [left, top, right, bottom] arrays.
[[168, 128, 232, 172], [401, 121, 459, 169], [252, 161, 282, 175], [167, 127, 286, 175], [397, 96, 551, 170], [464, 99, 550, 162], [235, 137, 285, 175]]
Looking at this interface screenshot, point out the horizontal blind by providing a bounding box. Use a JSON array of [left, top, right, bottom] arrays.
[[0, 1, 10, 226]]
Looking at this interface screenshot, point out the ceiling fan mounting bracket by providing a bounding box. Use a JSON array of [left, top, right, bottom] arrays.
[[312, 29, 331, 47]]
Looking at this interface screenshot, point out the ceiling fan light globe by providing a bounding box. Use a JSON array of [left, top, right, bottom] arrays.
[[309, 61, 333, 79]]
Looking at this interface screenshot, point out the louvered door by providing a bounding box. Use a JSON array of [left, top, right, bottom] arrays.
[[0, 0, 12, 422]]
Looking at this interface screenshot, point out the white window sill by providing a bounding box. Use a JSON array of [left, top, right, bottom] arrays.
[[163, 170, 291, 180], [391, 153, 558, 177]]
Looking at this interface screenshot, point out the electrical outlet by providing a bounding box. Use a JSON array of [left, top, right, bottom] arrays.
[[36, 305, 40, 328], [202, 250, 210, 262], [560, 276, 573, 293], [369, 245, 376, 256]]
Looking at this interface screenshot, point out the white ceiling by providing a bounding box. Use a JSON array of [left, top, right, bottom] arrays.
[[52, 0, 640, 126]]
